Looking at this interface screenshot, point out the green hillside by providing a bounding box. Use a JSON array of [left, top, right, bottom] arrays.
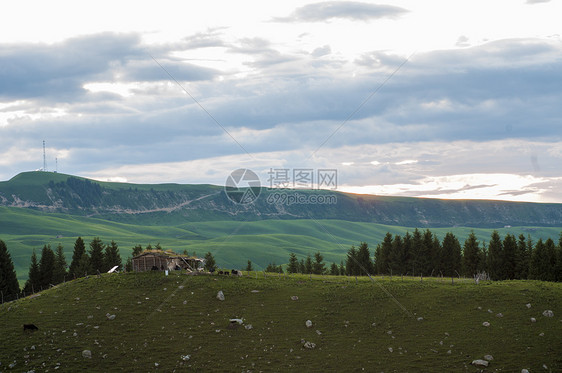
[[2, 206, 561, 285], [1, 272, 561, 371], [2, 171, 562, 227]]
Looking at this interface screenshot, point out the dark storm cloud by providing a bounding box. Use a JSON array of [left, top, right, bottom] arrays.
[[275, 1, 409, 22]]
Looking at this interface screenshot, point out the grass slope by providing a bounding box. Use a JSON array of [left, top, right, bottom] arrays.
[[2, 206, 561, 285], [1, 272, 561, 372]]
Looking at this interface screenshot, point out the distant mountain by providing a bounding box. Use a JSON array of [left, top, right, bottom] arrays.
[[2, 171, 562, 228]]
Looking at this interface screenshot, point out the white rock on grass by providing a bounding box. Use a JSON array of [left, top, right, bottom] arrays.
[[291, 296, 299, 301], [496, 313, 503, 318], [531, 317, 536, 323], [542, 310, 554, 317], [303, 341, 316, 349], [82, 350, 92, 359], [526, 303, 531, 309], [482, 322, 490, 327], [244, 324, 253, 330], [388, 347, 393, 353], [484, 354, 494, 361], [521, 369, 530, 373], [472, 359, 489, 367], [216, 291, 225, 301], [181, 355, 190, 361], [305, 320, 313, 328]]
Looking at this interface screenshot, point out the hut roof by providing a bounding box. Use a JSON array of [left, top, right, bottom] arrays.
[[133, 250, 202, 261]]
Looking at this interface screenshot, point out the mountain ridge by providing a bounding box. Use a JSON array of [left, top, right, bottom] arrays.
[[2, 171, 562, 228]]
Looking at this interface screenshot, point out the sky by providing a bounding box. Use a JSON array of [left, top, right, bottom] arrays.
[[1, 0, 561, 202]]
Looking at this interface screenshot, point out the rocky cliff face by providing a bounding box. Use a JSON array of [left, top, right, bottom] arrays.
[[2, 171, 562, 227]]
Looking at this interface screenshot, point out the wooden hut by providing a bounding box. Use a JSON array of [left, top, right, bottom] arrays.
[[132, 250, 203, 272]]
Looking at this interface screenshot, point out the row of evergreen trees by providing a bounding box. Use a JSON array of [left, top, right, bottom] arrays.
[[374, 229, 562, 281], [277, 230, 562, 282]]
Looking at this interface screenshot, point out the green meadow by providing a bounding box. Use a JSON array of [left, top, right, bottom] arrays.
[[1, 272, 561, 372]]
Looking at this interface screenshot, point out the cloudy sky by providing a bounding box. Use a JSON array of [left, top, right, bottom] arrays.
[[1, 0, 561, 202]]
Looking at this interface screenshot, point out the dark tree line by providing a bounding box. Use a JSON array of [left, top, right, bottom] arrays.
[[373, 229, 562, 281]]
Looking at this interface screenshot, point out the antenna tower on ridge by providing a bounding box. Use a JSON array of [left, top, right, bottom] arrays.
[[43, 140, 47, 172]]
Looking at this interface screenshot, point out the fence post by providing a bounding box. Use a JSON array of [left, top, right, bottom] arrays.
[[451, 276, 454, 285]]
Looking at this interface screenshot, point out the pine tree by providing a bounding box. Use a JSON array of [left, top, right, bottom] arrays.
[[389, 235, 403, 275], [103, 240, 122, 272], [529, 238, 545, 280], [339, 260, 345, 276], [53, 244, 67, 284], [376, 233, 393, 274], [402, 232, 413, 275], [69, 237, 86, 278], [346, 246, 359, 275], [204, 252, 216, 271], [441, 232, 461, 277], [502, 234, 517, 279], [245, 260, 253, 272], [418, 230, 434, 276], [132, 244, 143, 256], [89, 237, 105, 274], [554, 236, 562, 282], [0, 240, 20, 299], [23, 250, 40, 294], [75, 253, 90, 277], [298, 258, 305, 274], [515, 234, 530, 279], [330, 262, 339, 275], [410, 228, 423, 276], [462, 231, 480, 277], [287, 253, 299, 273], [312, 252, 325, 275], [487, 231, 504, 280], [357, 242, 373, 275], [305, 254, 313, 274], [38, 245, 55, 288], [544, 238, 557, 282]]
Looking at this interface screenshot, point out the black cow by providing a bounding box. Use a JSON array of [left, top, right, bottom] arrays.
[[231, 269, 238, 275], [218, 270, 224, 275], [23, 324, 39, 332], [224, 271, 230, 275]]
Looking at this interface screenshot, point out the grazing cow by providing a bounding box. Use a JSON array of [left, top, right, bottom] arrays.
[[224, 271, 230, 275], [218, 270, 224, 275], [23, 324, 39, 332], [231, 269, 238, 276]]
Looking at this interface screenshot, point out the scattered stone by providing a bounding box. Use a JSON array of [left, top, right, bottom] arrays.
[[531, 317, 537, 323], [539, 332, 544, 337], [496, 313, 503, 318], [542, 310, 554, 317], [388, 347, 393, 353], [31, 345, 35, 350], [303, 341, 316, 349], [543, 364, 548, 369], [106, 314, 116, 321], [217, 291, 225, 301], [87, 315, 93, 319], [472, 359, 489, 367], [477, 306, 482, 310], [417, 317, 423, 321], [251, 290, 260, 293], [371, 322, 376, 327], [154, 362, 159, 367], [316, 330, 322, 335], [482, 322, 490, 327], [229, 318, 244, 324], [183, 300, 187, 305], [447, 350, 452, 354], [245, 324, 253, 330], [181, 355, 190, 361], [178, 285, 184, 289], [484, 355, 494, 361], [82, 350, 92, 359], [305, 320, 313, 328], [73, 332, 78, 337], [487, 309, 493, 313], [291, 296, 299, 301], [521, 369, 530, 373], [526, 303, 531, 309]]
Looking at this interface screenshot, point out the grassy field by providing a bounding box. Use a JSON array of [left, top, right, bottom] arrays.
[[1, 272, 561, 372], [2, 206, 561, 286]]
